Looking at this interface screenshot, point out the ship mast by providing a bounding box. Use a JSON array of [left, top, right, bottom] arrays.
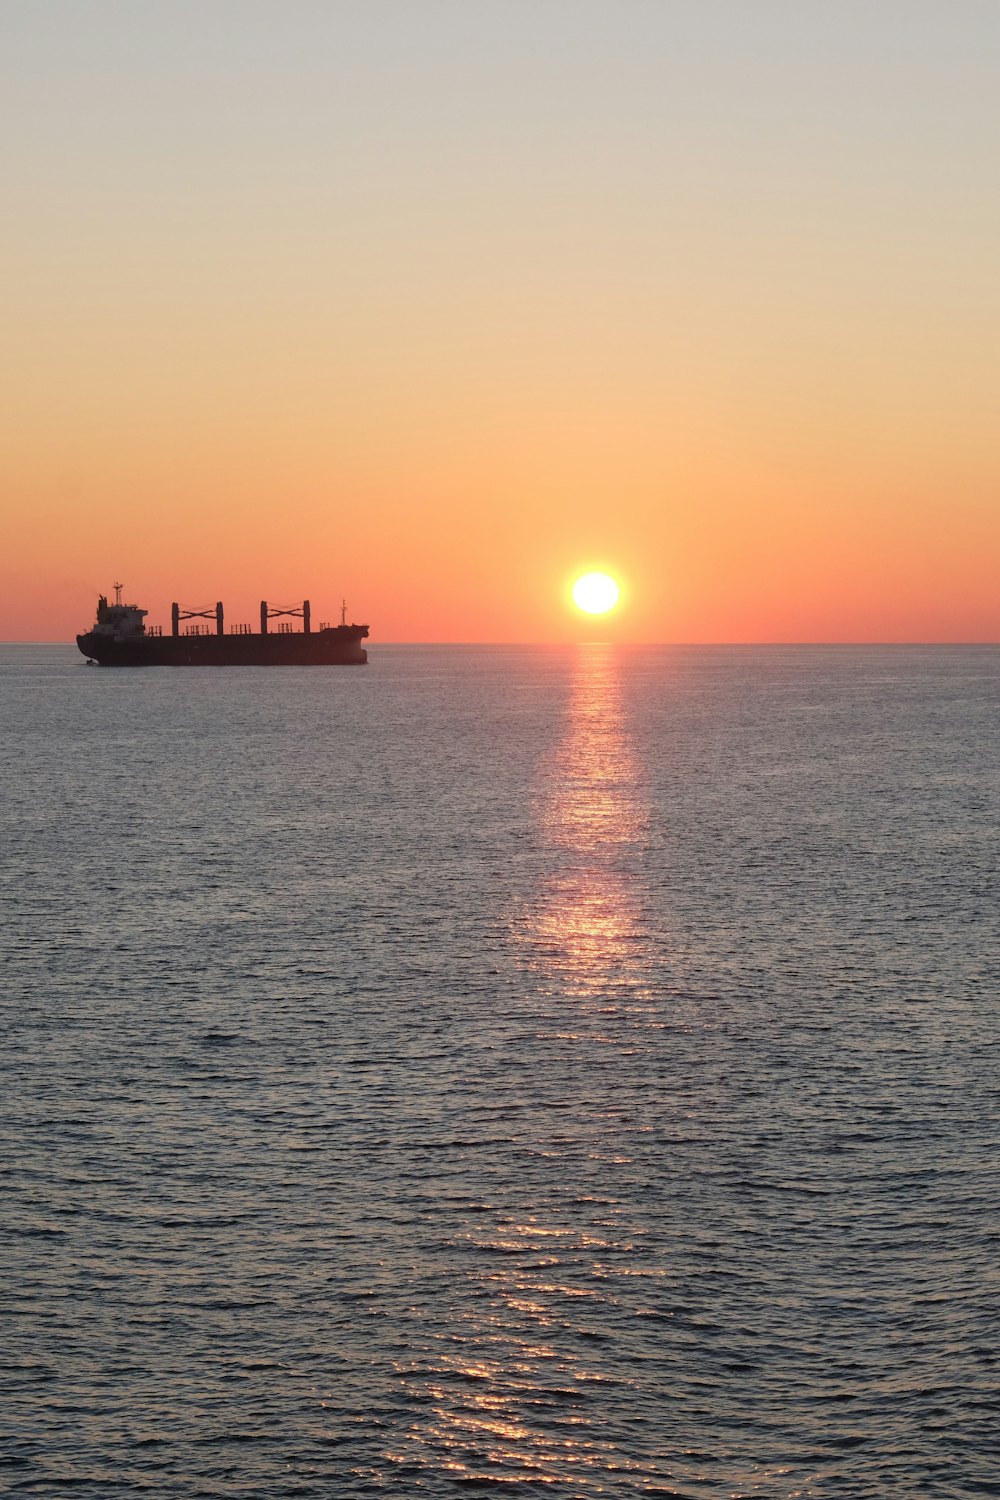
[[341, 598, 347, 626], [113, 581, 123, 605]]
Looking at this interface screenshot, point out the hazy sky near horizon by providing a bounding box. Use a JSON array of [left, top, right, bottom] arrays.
[[3, 1, 998, 640]]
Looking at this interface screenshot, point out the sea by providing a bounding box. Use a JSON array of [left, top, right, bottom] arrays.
[[2, 643, 998, 1499]]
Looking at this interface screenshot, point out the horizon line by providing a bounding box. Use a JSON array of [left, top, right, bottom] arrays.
[[4, 639, 1000, 650]]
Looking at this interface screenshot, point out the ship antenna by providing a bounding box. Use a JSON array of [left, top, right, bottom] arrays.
[[341, 598, 347, 626], [114, 581, 123, 605]]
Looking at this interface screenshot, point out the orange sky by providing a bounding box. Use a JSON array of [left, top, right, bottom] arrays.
[[3, 3, 998, 642]]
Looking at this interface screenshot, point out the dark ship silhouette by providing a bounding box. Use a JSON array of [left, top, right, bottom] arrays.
[[77, 585, 369, 666]]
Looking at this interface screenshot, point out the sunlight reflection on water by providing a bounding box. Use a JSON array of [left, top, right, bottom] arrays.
[[530, 643, 653, 1001], [386, 648, 665, 1490]]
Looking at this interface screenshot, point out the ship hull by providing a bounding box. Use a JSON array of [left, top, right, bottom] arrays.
[[77, 628, 368, 666]]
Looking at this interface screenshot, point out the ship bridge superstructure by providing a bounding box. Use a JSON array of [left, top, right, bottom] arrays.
[[92, 582, 148, 639]]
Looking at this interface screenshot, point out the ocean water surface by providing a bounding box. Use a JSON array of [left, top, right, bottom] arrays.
[[2, 643, 998, 1497]]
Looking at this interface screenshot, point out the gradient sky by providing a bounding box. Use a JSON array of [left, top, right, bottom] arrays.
[[3, 1, 998, 641]]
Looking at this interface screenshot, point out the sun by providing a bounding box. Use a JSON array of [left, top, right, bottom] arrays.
[[572, 571, 620, 615]]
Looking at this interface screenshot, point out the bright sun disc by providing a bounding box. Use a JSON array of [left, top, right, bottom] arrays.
[[572, 571, 620, 615]]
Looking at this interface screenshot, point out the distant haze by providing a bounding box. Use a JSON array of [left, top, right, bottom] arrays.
[[3, 1, 999, 641]]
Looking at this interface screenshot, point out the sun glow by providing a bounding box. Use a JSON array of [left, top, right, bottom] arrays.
[[572, 572, 620, 615]]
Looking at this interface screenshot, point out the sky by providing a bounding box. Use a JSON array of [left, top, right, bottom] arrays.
[[2, 0, 998, 642]]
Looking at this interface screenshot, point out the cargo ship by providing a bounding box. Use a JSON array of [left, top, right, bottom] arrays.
[[77, 585, 369, 666]]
